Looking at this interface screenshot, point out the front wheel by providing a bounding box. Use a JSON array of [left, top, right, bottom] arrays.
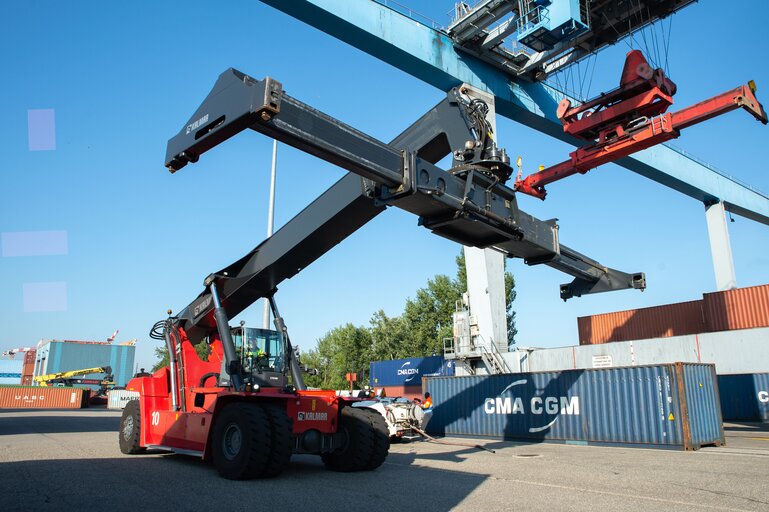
[[211, 403, 273, 480], [118, 400, 145, 454]]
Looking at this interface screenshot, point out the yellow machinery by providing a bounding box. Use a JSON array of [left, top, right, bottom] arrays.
[[34, 366, 113, 388]]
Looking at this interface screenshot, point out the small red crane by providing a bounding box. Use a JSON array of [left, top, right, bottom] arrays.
[[514, 50, 767, 200]]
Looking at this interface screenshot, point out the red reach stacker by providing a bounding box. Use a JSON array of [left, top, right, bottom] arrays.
[[120, 303, 389, 479]]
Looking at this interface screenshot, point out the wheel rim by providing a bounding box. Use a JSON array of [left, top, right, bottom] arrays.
[[222, 423, 243, 460], [122, 416, 134, 441]]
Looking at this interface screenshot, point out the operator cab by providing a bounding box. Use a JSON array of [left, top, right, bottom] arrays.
[[219, 326, 288, 389]]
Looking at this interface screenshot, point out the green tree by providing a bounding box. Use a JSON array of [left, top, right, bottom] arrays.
[[504, 270, 517, 348], [304, 324, 372, 390], [369, 310, 409, 361], [402, 274, 461, 357]]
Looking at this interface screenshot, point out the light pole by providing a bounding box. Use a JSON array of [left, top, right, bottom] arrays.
[[263, 139, 278, 329]]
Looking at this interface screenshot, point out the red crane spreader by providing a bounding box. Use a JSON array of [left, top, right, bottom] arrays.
[[514, 50, 768, 200]]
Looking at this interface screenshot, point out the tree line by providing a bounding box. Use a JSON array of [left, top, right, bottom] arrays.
[[301, 251, 516, 389]]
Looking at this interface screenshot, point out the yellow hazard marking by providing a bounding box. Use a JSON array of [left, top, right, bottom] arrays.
[[312, 400, 316, 411], [748, 437, 769, 441], [668, 413, 675, 421]]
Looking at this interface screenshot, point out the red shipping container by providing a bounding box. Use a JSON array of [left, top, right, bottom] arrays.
[[0, 386, 89, 409], [21, 350, 36, 385], [703, 284, 769, 332], [577, 300, 706, 344], [376, 385, 423, 400]]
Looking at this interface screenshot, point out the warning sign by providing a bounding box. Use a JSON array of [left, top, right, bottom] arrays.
[[668, 413, 675, 421]]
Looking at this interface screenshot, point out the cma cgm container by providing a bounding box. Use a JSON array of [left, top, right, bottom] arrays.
[[425, 363, 724, 450], [370, 356, 453, 387], [717, 373, 769, 422], [0, 386, 89, 409], [35, 340, 135, 386]]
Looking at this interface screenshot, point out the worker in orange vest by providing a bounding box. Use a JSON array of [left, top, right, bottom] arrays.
[[422, 392, 433, 410]]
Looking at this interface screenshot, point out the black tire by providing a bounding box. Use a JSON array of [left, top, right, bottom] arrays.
[[119, 400, 145, 454], [211, 403, 273, 480], [358, 408, 390, 470], [321, 406, 374, 472], [261, 404, 293, 478]]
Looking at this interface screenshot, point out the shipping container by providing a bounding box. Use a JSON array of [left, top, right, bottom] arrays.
[[577, 284, 769, 345], [21, 350, 36, 386], [506, 327, 769, 375], [424, 363, 724, 450], [107, 389, 141, 410], [577, 300, 705, 345], [35, 340, 135, 387], [370, 356, 454, 387], [703, 285, 769, 332], [717, 373, 769, 422], [0, 386, 89, 409], [375, 385, 423, 400]]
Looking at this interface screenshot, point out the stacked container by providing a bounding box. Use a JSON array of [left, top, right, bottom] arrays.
[[370, 356, 453, 398], [0, 386, 89, 409], [577, 283, 769, 345]]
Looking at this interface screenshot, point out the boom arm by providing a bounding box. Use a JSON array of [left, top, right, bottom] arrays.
[[166, 68, 645, 344]]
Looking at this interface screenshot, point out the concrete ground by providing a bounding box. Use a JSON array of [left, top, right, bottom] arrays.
[[0, 409, 767, 511]]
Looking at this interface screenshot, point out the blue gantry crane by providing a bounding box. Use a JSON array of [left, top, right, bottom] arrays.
[[256, 0, 768, 292]]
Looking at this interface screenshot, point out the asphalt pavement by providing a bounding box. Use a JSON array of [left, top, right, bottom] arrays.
[[1, 409, 767, 511]]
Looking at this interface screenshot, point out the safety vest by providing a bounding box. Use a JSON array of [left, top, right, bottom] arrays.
[[423, 397, 433, 410]]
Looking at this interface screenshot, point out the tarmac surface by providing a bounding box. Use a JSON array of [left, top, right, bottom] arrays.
[[1, 409, 768, 511]]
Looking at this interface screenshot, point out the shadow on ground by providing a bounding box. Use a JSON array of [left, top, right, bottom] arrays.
[[0, 411, 120, 435], [0, 452, 488, 511]]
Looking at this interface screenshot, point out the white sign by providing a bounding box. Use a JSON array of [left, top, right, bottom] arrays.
[[592, 355, 613, 368]]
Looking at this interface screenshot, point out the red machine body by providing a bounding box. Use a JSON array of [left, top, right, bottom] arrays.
[[124, 327, 351, 459], [515, 50, 768, 199]]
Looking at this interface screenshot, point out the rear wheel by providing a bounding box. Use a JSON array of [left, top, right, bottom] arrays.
[[118, 400, 145, 454], [211, 403, 272, 480], [261, 404, 293, 478], [321, 406, 374, 472], [359, 408, 389, 470]]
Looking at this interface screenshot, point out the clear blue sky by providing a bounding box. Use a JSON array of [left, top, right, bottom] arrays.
[[1, 1, 767, 371]]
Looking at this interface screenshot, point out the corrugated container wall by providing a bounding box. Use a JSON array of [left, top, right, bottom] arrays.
[[577, 300, 705, 345], [717, 373, 769, 422], [22, 350, 36, 385], [0, 386, 89, 409], [424, 363, 724, 450], [370, 356, 453, 387], [704, 285, 769, 332], [35, 341, 135, 386], [376, 385, 423, 400]]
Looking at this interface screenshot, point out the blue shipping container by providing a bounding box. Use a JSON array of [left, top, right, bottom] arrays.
[[370, 356, 454, 387], [425, 363, 724, 450], [717, 373, 769, 422]]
